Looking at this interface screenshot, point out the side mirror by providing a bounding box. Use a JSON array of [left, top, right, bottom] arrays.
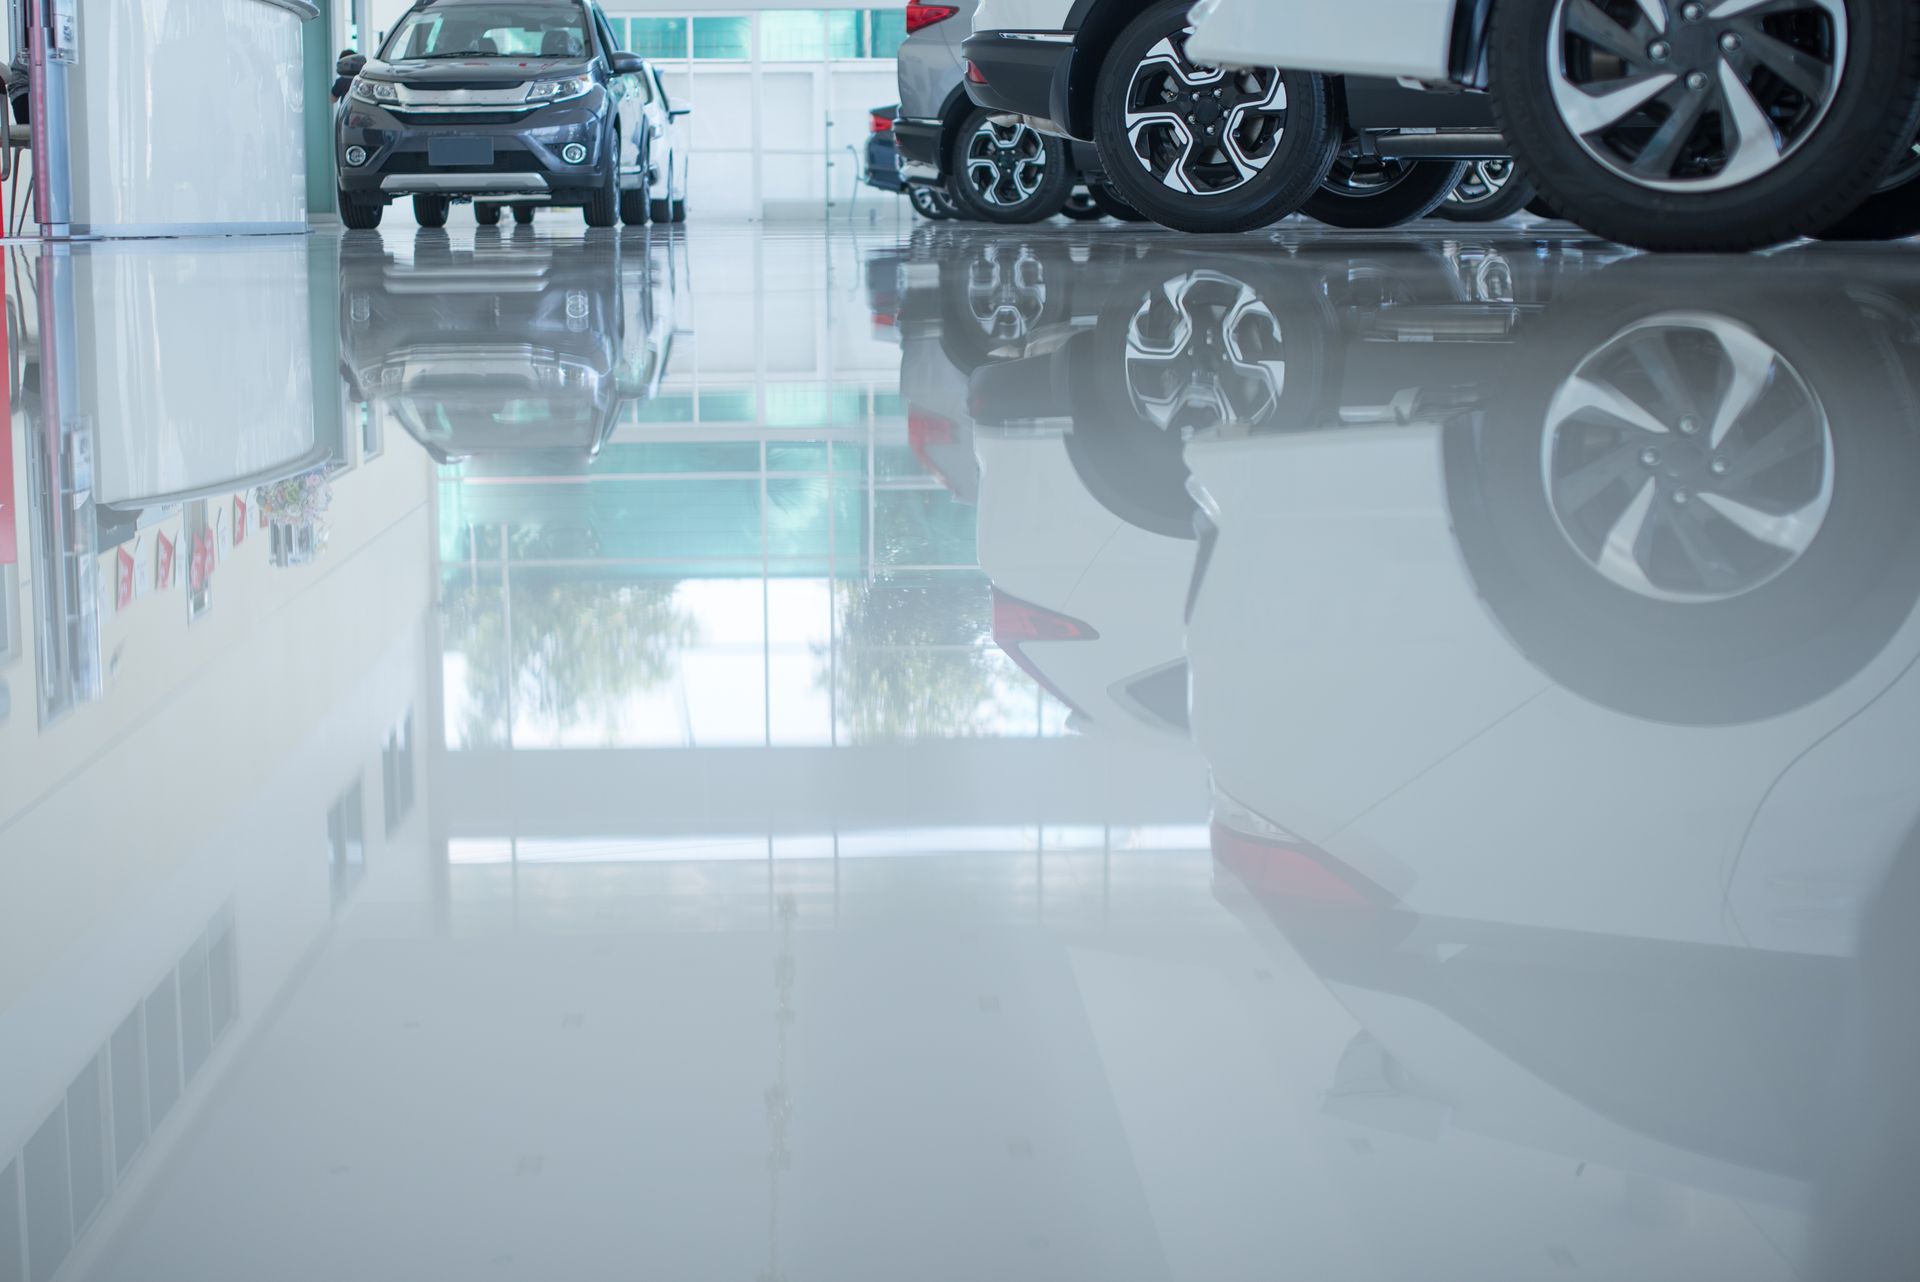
[[668, 97, 691, 119], [336, 53, 367, 78], [608, 52, 645, 76]]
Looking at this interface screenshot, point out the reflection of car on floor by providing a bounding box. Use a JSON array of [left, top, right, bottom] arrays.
[[1190, 256, 1920, 1281], [339, 232, 675, 466], [1190, 253, 1920, 949]]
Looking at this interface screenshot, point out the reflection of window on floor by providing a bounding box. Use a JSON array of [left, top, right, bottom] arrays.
[[4, 906, 238, 1282], [383, 712, 416, 836], [329, 781, 367, 912]]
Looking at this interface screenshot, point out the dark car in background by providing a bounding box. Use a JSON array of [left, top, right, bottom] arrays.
[[335, 0, 660, 229]]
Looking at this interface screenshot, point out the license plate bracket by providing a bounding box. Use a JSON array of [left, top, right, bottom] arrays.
[[428, 136, 493, 167]]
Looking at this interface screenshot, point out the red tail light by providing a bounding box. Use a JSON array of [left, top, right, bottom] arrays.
[[993, 588, 1098, 719], [870, 112, 894, 135], [909, 408, 961, 494], [993, 589, 1097, 646], [966, 60, 988, 84], [1212, 823, 1376, 906], [906, 3, 960, 35]]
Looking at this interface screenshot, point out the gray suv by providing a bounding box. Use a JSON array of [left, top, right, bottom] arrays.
[[336, 0, 660, 229], [893, 1, 1126, 223]]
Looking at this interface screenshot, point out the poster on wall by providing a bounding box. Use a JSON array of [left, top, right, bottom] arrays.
[[156, 529, 175, 590], [234, 494, 248, 545], [115, 545, 135, 611]]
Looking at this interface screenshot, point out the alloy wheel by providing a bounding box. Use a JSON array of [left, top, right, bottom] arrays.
[[1122, 27, 1289, 197], [1547, 0, 1847, 192], [1448, 159, 1519, 205], [1542, 311, 1834, 602], [1124, 272, 1288, 438], [963, 118, 1050, 207]]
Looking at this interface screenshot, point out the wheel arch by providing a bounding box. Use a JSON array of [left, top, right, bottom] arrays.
[[1064, 0, 1154, 139], [1449, 0, 1496, 88]]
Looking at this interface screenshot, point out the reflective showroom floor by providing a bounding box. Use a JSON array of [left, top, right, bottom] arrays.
[[2, 215, 1918, 1282]]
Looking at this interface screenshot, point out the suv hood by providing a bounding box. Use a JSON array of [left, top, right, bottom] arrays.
[[365, 56, 593, 87]]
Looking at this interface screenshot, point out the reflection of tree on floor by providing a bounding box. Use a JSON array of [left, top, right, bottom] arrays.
[[441, 577, 698, 746], [825, 575, 1011, 743]]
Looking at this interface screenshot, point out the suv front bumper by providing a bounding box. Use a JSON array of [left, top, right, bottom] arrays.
[[337, 96, 613, 202], [960, 31, 1081, 139]]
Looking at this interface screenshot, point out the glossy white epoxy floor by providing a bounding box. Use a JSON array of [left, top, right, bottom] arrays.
[[1, 219, 1917, 1282]]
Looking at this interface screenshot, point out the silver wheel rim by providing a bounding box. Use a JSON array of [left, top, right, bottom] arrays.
[[966, 247, 1047, 345], [911, 186, 942, 216], [1542, 311, 1833, 602], [1322, 154, 1420, 197], [1125, 272, 1288, 438], [964, 117, 1049, 207], [1123, 27, 1288, 198], [1448, 159, 1517, 205], [1548, 0, 1846, 193]]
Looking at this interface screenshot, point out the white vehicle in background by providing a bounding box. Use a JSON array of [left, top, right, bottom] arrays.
[[1187, 0, 1920, 249], [640, 59, 692, 223]]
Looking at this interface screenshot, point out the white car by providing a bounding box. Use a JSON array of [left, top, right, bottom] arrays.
[[965, 0, 1514, 233], [639, 59, 692, 223], [1188, 0, 1920, 250]]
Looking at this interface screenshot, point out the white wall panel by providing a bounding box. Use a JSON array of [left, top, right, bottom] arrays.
[[69, 0, 309, 233]]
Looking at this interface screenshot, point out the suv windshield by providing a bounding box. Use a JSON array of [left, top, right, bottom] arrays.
[[384, 2, 590, 60]]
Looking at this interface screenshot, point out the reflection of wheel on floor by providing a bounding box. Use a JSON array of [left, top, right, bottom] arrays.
[[1064, 261, 1332, 538], [938, 242, 1069, 368], [1447, 262, 1920, 723], [1488, 0, 1920, 251], [1816, 130, 1920, 241], [1061, 187, 1106, 221], [1437, 159, 1536, 223], [946, 106, 1073, 224], [1093, 0, 1336, 234], [1302, 155, 1466, 228], [512, 203, 536, 225], [908, 183, 958, 221]]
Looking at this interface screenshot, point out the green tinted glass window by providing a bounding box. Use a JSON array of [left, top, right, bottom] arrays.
[[625, 17, 688, 59], [692, 15, 749, 59], [761, 10, 824, 60], [870, 10, 907, 56], [825, 10, 862, 58]]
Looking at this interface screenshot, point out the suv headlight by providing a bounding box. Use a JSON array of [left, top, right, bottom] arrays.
[[351, 78, 401, 104], [525, 76, 591, 104]]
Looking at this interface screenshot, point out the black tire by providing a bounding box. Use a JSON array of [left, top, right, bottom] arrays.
[[1094, 0, 1337, 234], [473, 202, 502, 226], [1303, 157, 1466, 229], [670, 197, 687, 224], [512, 203, 536, 225], [1815, 132, 1920, 240], [1446, 260, 1920, 724], [1436, 160, 1537, 223], [412, 195, 449, 229], [908, 183, 955, 220], [1488, 0, 1920, 252], [1061, 187, 1106, 221], [620, 187, 650, 226], [1091, 184, 1152, 223], [584, 134, 620, 228], [340, 190, 383, 230], [946, 105, 1074, 224]]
